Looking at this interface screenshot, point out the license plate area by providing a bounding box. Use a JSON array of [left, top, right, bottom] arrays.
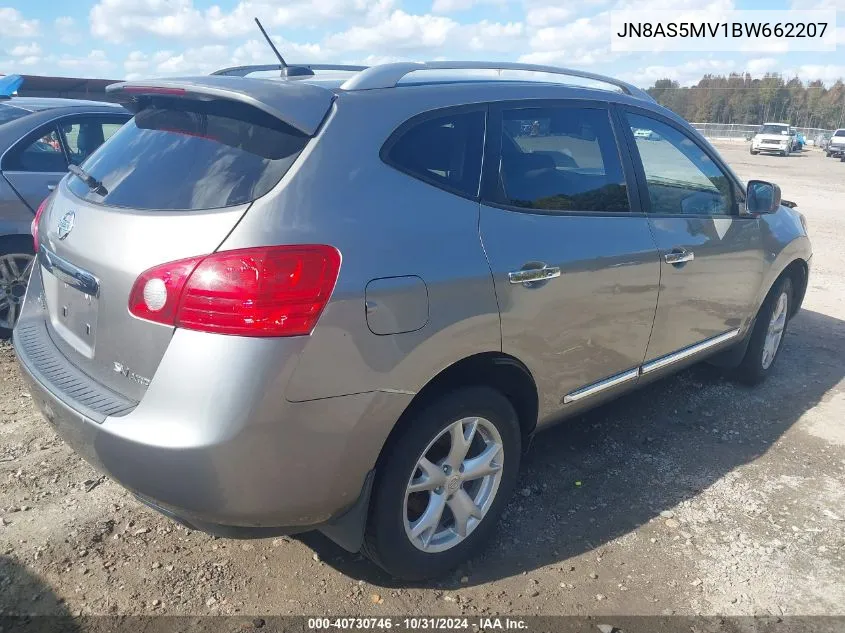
[[40, 247, 100, 358]]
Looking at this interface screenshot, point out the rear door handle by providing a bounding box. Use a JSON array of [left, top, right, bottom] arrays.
[[508, 265, 561, 285], [664, 249, 694, 265]]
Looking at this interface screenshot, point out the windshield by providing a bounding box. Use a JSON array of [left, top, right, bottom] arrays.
[[834, 130, 845, 137], [759, 125, 789, 135], [67, 99, 309, 211], [0, 103, 31, 126]]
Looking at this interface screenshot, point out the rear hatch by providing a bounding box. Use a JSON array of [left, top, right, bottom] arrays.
[[33, 77, 333, 401]]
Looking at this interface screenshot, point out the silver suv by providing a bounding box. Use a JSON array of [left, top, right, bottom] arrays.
[[13, 62, 812, 580]]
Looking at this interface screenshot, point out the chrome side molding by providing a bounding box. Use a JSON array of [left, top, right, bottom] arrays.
[[562, 368, 639, 404], [640, 328, 740, 375], [562, 329, 741, 404]]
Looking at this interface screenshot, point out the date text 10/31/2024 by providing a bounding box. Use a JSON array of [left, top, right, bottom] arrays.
[[307, 618, 528, 630]]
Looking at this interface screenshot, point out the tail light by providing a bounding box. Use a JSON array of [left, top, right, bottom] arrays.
[[31, 197, 50, 251], [128, 245, 341, 337]]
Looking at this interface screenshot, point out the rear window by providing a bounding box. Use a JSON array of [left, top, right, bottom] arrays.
[[67, 99, 309, 211], [0, 103, 31, 126]]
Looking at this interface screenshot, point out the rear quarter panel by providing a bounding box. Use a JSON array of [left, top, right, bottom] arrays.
[[219, 94, 502, 402]]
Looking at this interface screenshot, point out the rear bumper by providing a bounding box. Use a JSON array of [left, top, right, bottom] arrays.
[[13, 311, 413, 539]]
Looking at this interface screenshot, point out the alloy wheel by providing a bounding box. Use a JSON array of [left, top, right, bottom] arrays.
[[403, 416, 504, 553], [0, 253, 35, 330]]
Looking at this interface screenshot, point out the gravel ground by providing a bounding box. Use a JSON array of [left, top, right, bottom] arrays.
[[1, 142, 843, 619]]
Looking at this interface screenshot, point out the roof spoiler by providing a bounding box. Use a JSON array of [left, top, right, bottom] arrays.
[[106, 76, 335, 136]]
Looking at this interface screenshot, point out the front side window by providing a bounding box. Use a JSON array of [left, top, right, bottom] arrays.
[[384, 110, 485, 198], [497, 107, 629, 212], [625, 112, 736, 217], [3, 128, 66, 172]]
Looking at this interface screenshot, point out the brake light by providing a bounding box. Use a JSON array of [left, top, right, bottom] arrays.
[[128, 245, 341, 337], [31, 197, 49, 251], [120, 86, 187, 96]]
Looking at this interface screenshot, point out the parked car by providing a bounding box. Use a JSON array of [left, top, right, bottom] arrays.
[[750, 122, 794, 156], [825, 129, 845, 157], [0, 94, 130, 336], [14, 62, 812, 580], [633, 127, 661, 141], [815, 133, 831, 149]]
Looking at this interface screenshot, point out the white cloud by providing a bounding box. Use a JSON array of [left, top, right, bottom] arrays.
[[55, 16, 82, 44], [782, 64, 845, 84], [89, 0, 396, 43], [324, 10, 459, 52], [525, 6, 572, 27], [745, 58, 779, 75], [620, 59, 737, 86], [432, 0, 506, 13], [8, 42, 41, 57], [56, 50, 116, 73], [0, 7, 40, 38]]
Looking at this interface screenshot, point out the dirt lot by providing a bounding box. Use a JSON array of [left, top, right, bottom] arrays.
[[1, 142, 843, 620]]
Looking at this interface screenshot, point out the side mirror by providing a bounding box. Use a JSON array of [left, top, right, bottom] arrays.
[[746, 180, 781, 214]]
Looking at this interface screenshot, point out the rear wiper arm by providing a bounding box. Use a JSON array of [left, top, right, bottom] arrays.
[[68, 164, 108, 196]]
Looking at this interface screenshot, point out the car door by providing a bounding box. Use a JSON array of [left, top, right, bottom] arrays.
[[1, 124, 69, 211], [479, 101, 661, 424], [618, 107, 764, 367]]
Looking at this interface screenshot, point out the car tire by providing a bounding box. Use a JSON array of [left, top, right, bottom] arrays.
[[363, 386, 521, 580], [732, 276, 793, 386], [750, 149, 758, 155], [0, 235, 36, 339]]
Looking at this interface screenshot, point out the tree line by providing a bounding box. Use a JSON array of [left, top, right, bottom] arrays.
[[646, 74, 845, 130]]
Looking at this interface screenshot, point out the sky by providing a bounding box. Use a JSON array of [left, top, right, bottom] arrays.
[[0, 0, 844, 87]]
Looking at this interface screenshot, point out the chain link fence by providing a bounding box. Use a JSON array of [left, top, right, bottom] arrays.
[[690, 123, 835, 146]]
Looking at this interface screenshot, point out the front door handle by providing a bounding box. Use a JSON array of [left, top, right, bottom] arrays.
[[47, 184, 56, 191], [508, 265, 561, 285], [664, 249, 694, 265]]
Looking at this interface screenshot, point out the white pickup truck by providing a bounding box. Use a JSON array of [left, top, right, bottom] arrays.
[[825, 129, 845, 158], [750, 122, 795, 157]]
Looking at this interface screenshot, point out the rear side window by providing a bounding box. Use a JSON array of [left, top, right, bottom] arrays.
[[497, 107, 629, 213], [383, 110, 485, 198], [67, 100, 309, 211]]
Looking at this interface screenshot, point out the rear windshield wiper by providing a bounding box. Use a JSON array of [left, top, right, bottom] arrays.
[[68, 164, 108, 196]]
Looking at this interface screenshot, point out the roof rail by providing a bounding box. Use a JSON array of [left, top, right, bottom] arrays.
[[339, 61, 654, 102], [213, 63, 369, 77]]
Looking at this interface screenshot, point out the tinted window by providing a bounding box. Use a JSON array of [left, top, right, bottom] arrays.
[[0, 104, 31, 126], [58, 117, 128, 165], [67, 100, 309, 211], [835, 130, 845, 137], [497, 107, 629, 212], [626, 112, 735, 216], [4, 128, 67, 172], [384, 110, 485, 198]]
